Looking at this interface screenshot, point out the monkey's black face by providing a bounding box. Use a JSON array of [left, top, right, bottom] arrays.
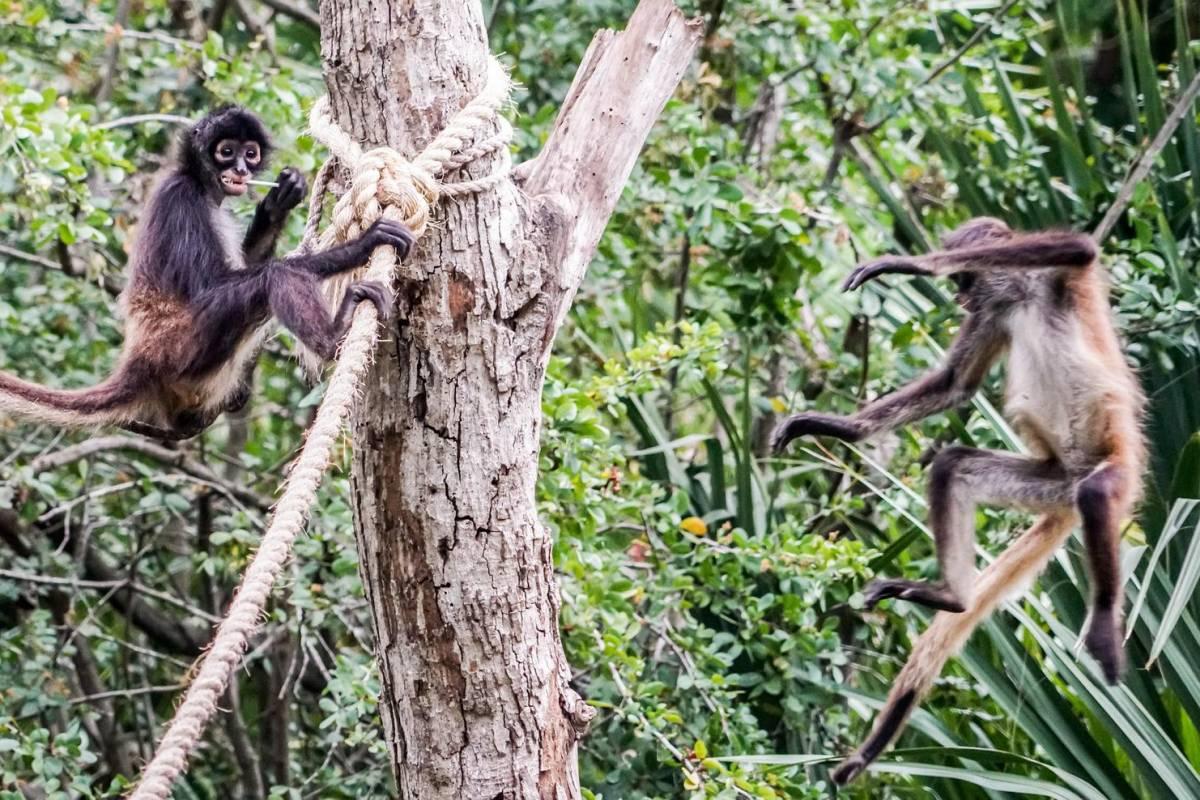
[[212, 138, 264, 197], [183, 106, 273, 203]]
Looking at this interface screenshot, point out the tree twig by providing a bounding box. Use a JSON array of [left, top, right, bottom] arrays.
[[96, 0, 134, 103], [919, 0, 1020, 90], [1094, 69, 1200, 243], [64, 684, 185, 706]]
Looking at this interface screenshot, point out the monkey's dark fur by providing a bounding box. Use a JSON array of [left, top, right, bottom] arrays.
[[773, 218, 1145, 784], [0, 106, 415, 439]]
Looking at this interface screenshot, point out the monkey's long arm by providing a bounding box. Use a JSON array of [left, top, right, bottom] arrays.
[[275, 219, 413, 277], [772, 314, 1004, 452], [844, 232, 1097, 290]]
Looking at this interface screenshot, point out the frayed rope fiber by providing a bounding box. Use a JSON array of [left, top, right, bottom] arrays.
[[128, 56, 511, 800]]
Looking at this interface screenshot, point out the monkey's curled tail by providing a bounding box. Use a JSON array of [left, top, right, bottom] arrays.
[[832, 510, 1078, 784], [0, 368, 140, 429]]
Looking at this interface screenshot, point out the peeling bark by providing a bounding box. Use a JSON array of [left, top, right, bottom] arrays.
[[319, 1, 701, 797]]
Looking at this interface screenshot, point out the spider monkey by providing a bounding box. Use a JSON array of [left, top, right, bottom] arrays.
[[772, 218, 1146, 784], [0, 106, 414, 440]]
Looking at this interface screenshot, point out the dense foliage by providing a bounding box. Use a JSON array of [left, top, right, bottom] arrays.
[[1, 1, 1199, 798]]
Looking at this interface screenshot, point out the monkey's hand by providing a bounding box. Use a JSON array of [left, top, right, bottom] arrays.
[[771, 412, 864, 453], [842, 257, 933, 291], [259, 167, 307, 223], [361, 219, 416, 261]]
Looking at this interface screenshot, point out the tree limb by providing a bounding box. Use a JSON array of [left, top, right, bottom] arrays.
[[524, 0, 703, 331], [1094, 69, 1200, 243]]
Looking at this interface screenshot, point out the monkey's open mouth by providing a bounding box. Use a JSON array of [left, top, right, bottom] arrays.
[[221, 173, 249, 195]]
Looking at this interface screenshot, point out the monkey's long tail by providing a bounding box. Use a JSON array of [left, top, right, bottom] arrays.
[[831, 510, 1078, 784], [0, 367, 140, 429]]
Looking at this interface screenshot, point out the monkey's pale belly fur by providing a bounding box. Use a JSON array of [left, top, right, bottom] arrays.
[[1003, 307, 1124, 473]]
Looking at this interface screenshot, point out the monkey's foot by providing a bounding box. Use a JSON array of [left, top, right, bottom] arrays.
[[770, 413, 863, 453], [831, 755, 867, 785], [1083, 611, 1125, 685], [350, 281, 394, 322], [121, 419, 202, 441], [224, 385, 252, 414], [862, 578, 966, 613]]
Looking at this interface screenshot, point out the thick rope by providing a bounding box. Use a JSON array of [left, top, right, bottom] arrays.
[[128, 55, 511, 800]]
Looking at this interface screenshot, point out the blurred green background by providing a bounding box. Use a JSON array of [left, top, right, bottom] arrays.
[[1, 1, 1199, 797]]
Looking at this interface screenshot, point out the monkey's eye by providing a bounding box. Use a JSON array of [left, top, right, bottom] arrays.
[[245, 146, 260, 164]]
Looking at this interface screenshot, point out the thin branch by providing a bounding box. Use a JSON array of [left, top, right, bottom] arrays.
[[0, 567, 222, 623], [62, 22, 205, 51], [919, 0, 1020, 89], [0, 242, 58, 270], [259, 0, 320, 29], [0, 242, 123, 296], [64, 684, 184, 706], [29, 435, 273, 512], [95, 113, 193, 130], [69, 630, 136, 775], [223, 685, 267, 800], [1094, 69, 1200, 243], [229, 0, 275, 53], [96, 0, 134, 103], [848, 137, 933, 251]]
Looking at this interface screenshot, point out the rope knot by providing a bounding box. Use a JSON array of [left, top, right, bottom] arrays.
[[345, 148, 439, 237]]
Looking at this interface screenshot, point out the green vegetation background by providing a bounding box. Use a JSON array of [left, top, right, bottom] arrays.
[[1, 1, 1199, 798]]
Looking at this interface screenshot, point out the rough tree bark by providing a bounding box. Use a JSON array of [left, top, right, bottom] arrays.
[[318, 0, 701, 797]]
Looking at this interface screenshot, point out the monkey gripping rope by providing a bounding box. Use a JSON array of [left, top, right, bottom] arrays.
[[128, 56, 512, 800]]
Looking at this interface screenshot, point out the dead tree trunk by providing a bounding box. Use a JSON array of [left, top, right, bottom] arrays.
[[319, 1, 701, 797]]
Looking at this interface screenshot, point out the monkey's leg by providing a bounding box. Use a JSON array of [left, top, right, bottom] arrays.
[[1076, 462, 1135, 684], [268, 268, 392, 361], [864, 447, 1073, 612]]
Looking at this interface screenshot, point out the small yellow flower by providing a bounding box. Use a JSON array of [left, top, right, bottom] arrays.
[[680, 516, 708, 537]]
